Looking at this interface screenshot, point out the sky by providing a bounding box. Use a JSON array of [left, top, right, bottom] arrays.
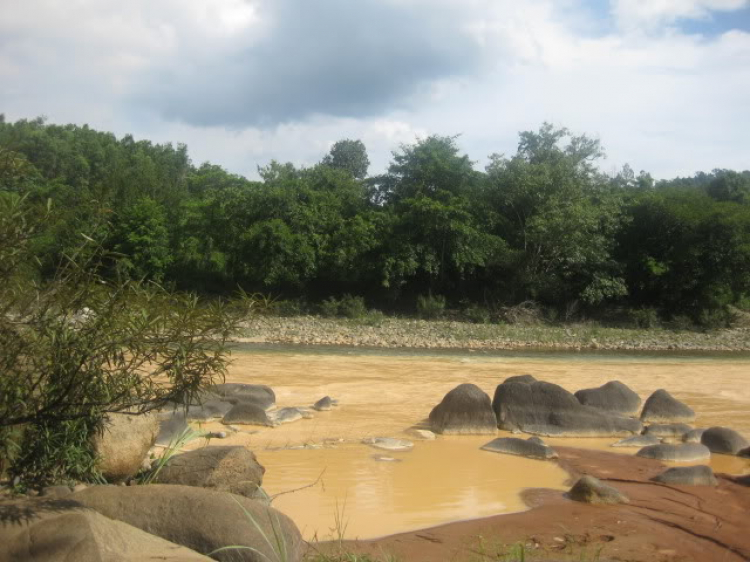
[[1, 0, 749, 180]]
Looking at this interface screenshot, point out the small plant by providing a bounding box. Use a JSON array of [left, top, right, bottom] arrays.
[[416, 293, 446, 319]]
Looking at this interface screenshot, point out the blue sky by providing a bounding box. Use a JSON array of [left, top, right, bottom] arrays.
[[1, 0, 748, 180]]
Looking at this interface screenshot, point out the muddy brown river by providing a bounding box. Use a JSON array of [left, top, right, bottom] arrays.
[[194, 346, 750, 541]]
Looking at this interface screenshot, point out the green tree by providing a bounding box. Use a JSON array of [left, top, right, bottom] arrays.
[[321, 139, 370, 179]]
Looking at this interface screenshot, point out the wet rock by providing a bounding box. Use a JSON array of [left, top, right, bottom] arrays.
[[429, 383, 498, 435], [640, 389, 695, 423], [526, 436, 546, 446], [155, 446, 265, 499], [574, 381, 642, 416], [492, 379, 642, 437], [611, 434, 661, 448], [636, 443, 711, 462], [362, 437, 414, 452], [73, 484, 304, 562], [700, 427, 749, 455], [406, 429, 437, 440], [93, 412, 159, 482], [270, 407, 306, 425], [568, 475, 629, 505], [643, 423, 693, 439], [313, 396, 336, 411], [155, 411, 190, 446], [683, 428, 707, 443], [222, 403, 275, 427], [186, 400, 233, 421], [653, 465, 717, 486], [502, 374, 537, 385], [481, 437, 558, 460], [212, 383, 276, 411]]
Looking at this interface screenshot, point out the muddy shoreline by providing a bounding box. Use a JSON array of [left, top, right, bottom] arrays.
[[236, 316, 750, 352]]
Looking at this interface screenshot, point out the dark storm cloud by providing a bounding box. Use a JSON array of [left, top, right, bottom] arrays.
[[135, 0, 481, 127]]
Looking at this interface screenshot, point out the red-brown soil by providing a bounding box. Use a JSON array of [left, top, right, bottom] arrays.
[[311, 447, 750, 562]]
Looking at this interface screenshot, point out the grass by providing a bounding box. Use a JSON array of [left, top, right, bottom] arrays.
[[470, 536, 606, 562]]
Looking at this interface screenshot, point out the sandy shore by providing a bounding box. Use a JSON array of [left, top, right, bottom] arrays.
[[237, 315, 750, 352]]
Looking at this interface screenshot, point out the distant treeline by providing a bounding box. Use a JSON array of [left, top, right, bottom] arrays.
[[1, 115, 749, 325]]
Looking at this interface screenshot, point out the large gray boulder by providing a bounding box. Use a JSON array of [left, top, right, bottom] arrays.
[[701, 427, 749, 455], [636, 443, 710, 462], [222, 403, 275, 427], [480, 437, 558, 460], [502, 374, 538, 385], [653, 465, 718, 486], [640, 389, 695, 423], [186, 400, 233, 421], [574, 381, 642, 416], [270, 407, 306, 425], [643, 423, 693, 439], [611, 434, 661, 448], [429, 383, 498, 435], [212, 384, 275, 411], [93, 412, 159, 482], [683, 428, 707, 443], [155, 446, 265, 499], [0, 507, 211, 562], [73, 485, 304, 562], [568, 476, 629, 505], [492, 379, 642, 437]]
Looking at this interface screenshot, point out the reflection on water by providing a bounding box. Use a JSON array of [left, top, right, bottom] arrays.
[[195, 346, 750, 540]]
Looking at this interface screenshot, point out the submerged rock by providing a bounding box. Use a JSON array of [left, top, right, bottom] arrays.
[[640, 389, 695, 423], [270, 407, 306, 425], [643, 423, 693, 439], [653, 465, 718, 486], [222, 403, 275, 427], [186, 400, 233, 421], [701, 427, 749, 455], [568, 475, 629, 505], [636, 443, 710, 462], [480, 437, 558, 460], [574, 381, 642, 416], [212, 383, 276, 411], [611, 434, 661, 448], [492, 379, 642, 437], [429, 383, 498, 435], [313, 396, 336, 411], [683, 428, 707, 443], [407, 429, 437, 440], [362, 437, 414, 452]]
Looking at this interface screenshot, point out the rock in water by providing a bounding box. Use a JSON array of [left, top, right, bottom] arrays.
[[683, 428, 706, 443], [636, 443, 711, 462], [574, 381, 642, 416], [492, 379, 642, 437], [640, 389, 695, 423], [186, 400, 233, 421], [643, 423, 693, 439], [568, 475, 629, 505], [211, 383, 276, 411], [611, 434, 661, 448], [362, 437, 414, 451], [222, 403, 275, 426], [700, 427, 749, 455], [502, 374, 537, 385], [313, 396, 335, 411], [93, 412, 159, 482], [155, 446, 265, 498], [429, 383, 498, 434], [653, 465, 718, 486], [406, 429, 437, 440], [526, 436, 546, 446], [73, 484, 304, 562], [271, 407, 306, 425], [480, 437, 558, 460]]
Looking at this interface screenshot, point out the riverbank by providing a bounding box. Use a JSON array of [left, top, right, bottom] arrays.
[[236, 315, 750, 352]]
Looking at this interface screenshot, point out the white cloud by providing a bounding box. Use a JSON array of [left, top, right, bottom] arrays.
[[613, 0, 749, 30]]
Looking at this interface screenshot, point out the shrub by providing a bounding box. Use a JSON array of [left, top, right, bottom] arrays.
[[338, 295, 367, 319], [416, 294, 446, 319], [630, 307, 660, 329], [463, 305, 491, 324], [271, 298, 308, 317]]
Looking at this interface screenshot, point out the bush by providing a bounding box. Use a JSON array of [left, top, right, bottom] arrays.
[[697, 308, 731, 330], [271, 298, 308, 317], [630, 307, 660, 329], [416, 294, 446, 319], [463, 305, 491, 324], [668, 315, 695, 331], [318, 295, 368, 319]]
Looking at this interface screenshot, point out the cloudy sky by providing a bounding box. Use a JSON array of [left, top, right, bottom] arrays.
[[1, 0, 749, 179]]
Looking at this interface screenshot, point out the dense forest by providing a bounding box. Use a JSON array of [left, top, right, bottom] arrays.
[[2, 115, 749, 327]]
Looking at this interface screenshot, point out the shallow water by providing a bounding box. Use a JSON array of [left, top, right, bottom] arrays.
[[195, 346, 750, 540]]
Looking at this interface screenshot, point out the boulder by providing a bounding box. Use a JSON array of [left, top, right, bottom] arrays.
[[480, 437, 558, 460], [643, 423, 693, 439], [155, 446, 265, 499], [0, 507, 211, 562], [640, 389, 695, 423], [574, 381, 642, 416], [222, 403, 275, 427], [211, 384, 275, 411], [270, 407, 306, 425], [502, 374, 537, 385], [636, 443, 711, 462], [739, 447, 750, 458], [568, 475, 629, 505], [527, 436, 546, 446], [362, 437, 414, 452], [700, 427, 749, 455], [73, 484, 304, 562], [429, 383, 498, 435], [155, 411, 190, 446], [611, 434, 661, 448], [683, 428, 707, 443], [492, 379, 643, 437], [313, 396, 336, 411], [653, 465, 718, 486], [93, 412, 159, 482], [186, 400, 233, 421]]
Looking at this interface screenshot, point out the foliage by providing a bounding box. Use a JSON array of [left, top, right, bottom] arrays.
[[322, 139, 370, 180], [416, 293, 446, 319], [319, 295, 368, 319]]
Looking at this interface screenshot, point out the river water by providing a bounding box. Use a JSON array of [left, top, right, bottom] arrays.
[[195, 345, 750, 540]]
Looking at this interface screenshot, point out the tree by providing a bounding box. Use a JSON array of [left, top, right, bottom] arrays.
[[321, 139, 370, 179]]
